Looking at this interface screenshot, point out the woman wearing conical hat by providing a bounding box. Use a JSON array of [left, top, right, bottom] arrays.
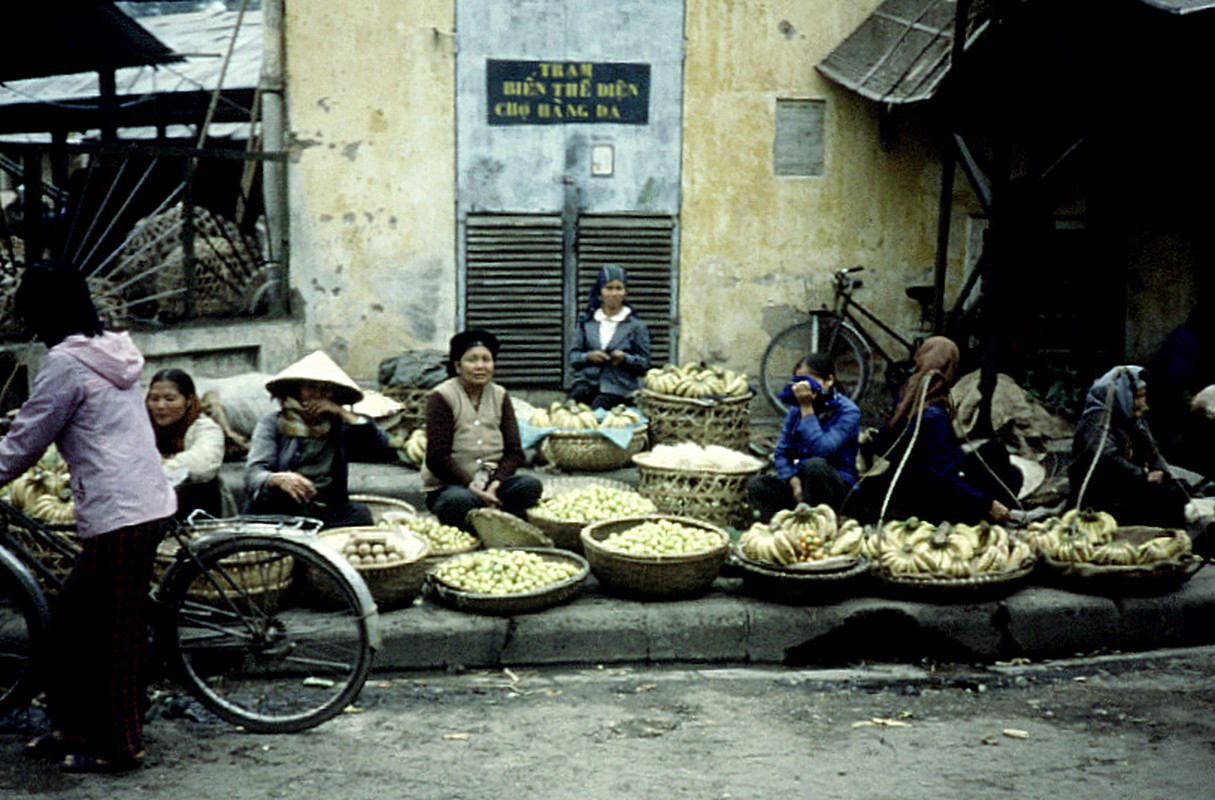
[[243, 350, 391, 529]]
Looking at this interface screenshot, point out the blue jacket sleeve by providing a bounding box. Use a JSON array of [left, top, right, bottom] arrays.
[[620, 319, 651, 376], [568, 319, 592, 370], [771, 408, 802, 480]]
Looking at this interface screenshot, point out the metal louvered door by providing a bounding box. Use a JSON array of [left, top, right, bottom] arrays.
[[464, 214, 565, 385], [463, 212, 676, 389], [575, 214, 675, 370]]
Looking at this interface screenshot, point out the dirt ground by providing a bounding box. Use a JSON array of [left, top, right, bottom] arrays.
[[3, 648, 1214, 799]]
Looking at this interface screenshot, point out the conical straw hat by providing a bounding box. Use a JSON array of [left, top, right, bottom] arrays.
[[265, 350, 364, 406]]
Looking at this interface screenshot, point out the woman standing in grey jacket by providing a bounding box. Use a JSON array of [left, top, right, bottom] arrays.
[[568, 265, 651, 410]]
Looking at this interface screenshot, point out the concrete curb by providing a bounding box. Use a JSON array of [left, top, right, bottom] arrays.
[[371, 566, 1215, 672]]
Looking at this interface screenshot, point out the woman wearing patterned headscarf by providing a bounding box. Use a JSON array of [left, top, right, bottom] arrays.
[[851, 336, 1014, 525], [568, 265, 651, 410], [1069, 365, 1188, 527]]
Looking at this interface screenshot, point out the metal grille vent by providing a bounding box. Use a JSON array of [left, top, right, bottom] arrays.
[[576, 214, 675, 368], [464, 214, 564, 385]]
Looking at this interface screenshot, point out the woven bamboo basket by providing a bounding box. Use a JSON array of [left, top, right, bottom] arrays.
[[638, 388, 752, 451], [729, 548, 874, 605], [540, 424, 649, 472], [466, 508, 553, 548], [631, 451, 762, 529], [528, 476, 651, 551], [4, 520, 78, 589], [1037, 526, 1200, 596], [349, 494, 418, 524], [877, 554, 1038, 602], [424, 547, 589, 615], [158, 538, 296, 610], [156, 515, 321, 609], [315, 526, 430, 609], [380, 386, 432, 432], [580, 515, 730, 600]]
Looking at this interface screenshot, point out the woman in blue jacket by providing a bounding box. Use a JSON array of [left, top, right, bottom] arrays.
[[568, 265, 651, 410], [747, 353, 860, 522]]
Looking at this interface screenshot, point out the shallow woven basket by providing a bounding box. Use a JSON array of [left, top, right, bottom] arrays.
[[729, 548, 874, 605], [638, 388, 752, 451], [315, 526, 430, 610], [580, 515, 730, 600], [540, 425, 649, 472], [466, 508, 553, 548], [350, 494, 418, 523], [528, 476, 644, 551], [1037, 527, 1201, 596], [424, 547, 589, 615], [380, 386, 432, 432], [631, 451, 762, 529], [877, 554, 1038, 602]]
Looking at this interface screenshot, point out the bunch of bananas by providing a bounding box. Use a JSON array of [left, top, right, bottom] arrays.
[[4, 448, 75, 525], [1024, 508, 1191, 566], [861, 518, 1032, 578], [644, 363, 749, 399], [738, 502, 865, 565], [391, 428, 427, 467], [528, 401, 643, 431]]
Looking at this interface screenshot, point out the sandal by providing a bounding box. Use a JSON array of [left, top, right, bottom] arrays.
[[60, 752, 144, 774], [24, 732, 84, 760]]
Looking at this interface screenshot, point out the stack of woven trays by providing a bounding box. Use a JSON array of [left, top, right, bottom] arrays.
[[579, 515, 730, 600], [631, 450, 762, 530], [380, 386, 432, 433], [540, 424, 649, 472], [316, 526, 430, 610], [350, 494, 418, 524], [638, 388, 751, 451]]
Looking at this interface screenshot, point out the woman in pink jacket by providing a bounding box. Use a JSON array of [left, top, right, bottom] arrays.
[[0, 260, 176, 773]]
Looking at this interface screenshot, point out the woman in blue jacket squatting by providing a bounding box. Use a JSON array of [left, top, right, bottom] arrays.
[[747, 353, 861, 523], [568, 265, 651, 410]]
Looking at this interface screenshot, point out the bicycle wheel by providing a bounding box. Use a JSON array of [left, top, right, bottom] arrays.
[[760, 313, 873, 413], [0, 548, 51, 716], [155, 533, 377, 733]]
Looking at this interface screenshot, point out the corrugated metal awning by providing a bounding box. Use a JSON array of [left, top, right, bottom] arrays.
[[1, 2, 182, 83], [816, 0, 991, 105]]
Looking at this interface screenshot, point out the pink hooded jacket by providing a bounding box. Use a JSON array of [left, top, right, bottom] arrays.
[[0, 332, 176, 538]]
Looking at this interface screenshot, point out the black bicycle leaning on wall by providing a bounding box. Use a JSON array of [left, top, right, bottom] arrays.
[[759, 266, 936, 413], [0, 502, 379, 733]]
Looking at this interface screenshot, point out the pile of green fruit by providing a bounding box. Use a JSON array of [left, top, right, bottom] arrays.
[[597, 519, 722, 556], [533, 484, 656, 522], [431, 550, 581, 595]]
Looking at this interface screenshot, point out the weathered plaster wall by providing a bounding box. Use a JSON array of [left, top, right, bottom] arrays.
[[680, 1, 979, 377], [284, 0, 456, 381]]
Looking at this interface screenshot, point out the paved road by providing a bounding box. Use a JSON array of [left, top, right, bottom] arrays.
[[5, 647, 1213, 799]]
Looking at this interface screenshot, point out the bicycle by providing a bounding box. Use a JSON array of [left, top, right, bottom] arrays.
[[0, 502, 379, 734], [759, 266, 935, 414]]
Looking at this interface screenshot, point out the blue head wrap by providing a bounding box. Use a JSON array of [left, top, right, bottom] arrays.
[[1082, 365, 1150, 432], [584, 265, 630, 318]]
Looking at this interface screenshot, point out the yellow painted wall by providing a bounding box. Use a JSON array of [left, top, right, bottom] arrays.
[[680, 1, 980, 379], [284, 0, 456, 380]]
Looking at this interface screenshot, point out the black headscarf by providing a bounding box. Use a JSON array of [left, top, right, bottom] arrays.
[[446, 329, 501, 377]]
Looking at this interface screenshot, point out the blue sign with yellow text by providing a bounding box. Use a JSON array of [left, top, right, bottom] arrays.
[[487, 60, 650, 125]]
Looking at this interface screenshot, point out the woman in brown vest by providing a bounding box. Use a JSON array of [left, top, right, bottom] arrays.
[[421, 330, 542, 530]]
